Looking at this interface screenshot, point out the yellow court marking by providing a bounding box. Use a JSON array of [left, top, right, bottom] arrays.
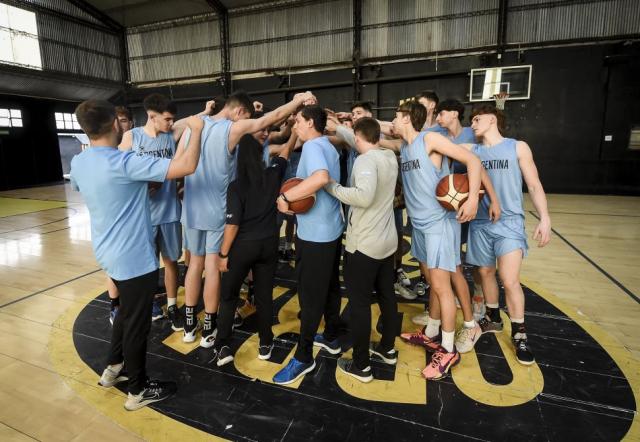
[[520, 278, 640, 441], [0, 197, 67, 218], [49, 287, 227, 442]]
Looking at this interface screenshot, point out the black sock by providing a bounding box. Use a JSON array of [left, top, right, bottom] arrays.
[[486, 307, 502, 323], [511, 321, 527, 340], [203, 312, 218, 336], [185, 305, 196, 330], [110, 297, 119, 310]]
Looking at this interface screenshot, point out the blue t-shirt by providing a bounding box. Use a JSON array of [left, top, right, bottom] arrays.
[[130, 127, 180, 226], [70, 147, 170, 281], [182, 116, 237, 232], [424, 123, 448, 135], [263, 139, 271, 167], [295, 136, 344, 242]]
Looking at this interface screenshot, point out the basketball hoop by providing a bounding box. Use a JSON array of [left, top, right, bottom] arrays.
[[493, 92, 509, 110]]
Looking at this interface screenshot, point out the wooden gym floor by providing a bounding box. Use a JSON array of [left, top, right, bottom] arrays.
[[0, 183, 638, 441]]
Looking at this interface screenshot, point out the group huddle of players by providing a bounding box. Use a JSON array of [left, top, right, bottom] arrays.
[[70, 88, 551, 411]]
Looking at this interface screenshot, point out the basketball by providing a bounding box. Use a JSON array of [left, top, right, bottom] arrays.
[[280, 177, 315, 214], [436, 173, 485, 211]]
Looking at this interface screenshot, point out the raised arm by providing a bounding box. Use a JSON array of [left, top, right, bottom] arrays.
[[325, 157, 377, 208], [228, 92, 313, 151], [268, 117, 294, 144], [166, 116, 204, 179], [517, 141, 551, 247], [172, 100, 215, 142], [379, 137, 403, 152], [426, 132, 482, 222], [118, 129, 133, 151]]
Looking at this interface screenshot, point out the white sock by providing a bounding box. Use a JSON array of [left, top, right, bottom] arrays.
[[441, 330, 455, 353], [464, 320, 476, 329], [510, 317, 524, 324], [486, 302, 499, 309], [425, 317, 441, 338], [167, 297, 177, 307]]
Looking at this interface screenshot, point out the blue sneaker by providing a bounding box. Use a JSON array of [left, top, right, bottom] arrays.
[[313, 334, 342, 355], [151, 300, 164, 321], [109, 306, 118, 326], [273, 358, 316, 385]]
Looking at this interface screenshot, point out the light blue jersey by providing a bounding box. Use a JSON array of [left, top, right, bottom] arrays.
[[296, 136, 344, 242], [424, 123, 448, 135], [400, 132, 449, 233], [130, 127, 180, 226], [472, 138, 525, 221], [449, 126, 476, 174], [70, 147, 170, 280], [263, 139, 271, 167], [466, 138, 528, 266], [182, 116, 236, 232]]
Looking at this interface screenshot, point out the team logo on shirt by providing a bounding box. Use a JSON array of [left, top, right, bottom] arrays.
[[135, 144, 174, 159], [481, 159, 510, 170], [401, 158, 421, 172]]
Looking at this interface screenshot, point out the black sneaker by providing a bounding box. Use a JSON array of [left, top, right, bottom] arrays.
[[479, 317, 504, 334], [167, 305, 184, 332], [124, 380, 176, 411], [233, 310, 244, 328], [258, 343, 274, 360], [337, 358, 373, 383], [369, 343, 397, 365], [216, 346, 234, 367], [514, 339, 535, 365]]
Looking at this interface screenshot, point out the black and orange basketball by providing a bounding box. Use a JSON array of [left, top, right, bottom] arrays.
[[280, 177, 315, 214], [436, 173, 485, 211]]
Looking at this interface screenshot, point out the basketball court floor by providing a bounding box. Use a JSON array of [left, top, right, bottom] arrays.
[[0, 184, 638, 441]]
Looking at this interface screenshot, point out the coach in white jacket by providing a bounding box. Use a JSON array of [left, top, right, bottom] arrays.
[[325, 117, 399, 383]]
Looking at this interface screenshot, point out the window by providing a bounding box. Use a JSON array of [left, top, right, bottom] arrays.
[[0, 108, 22, 127], [55, 112, 81, 130], [0, 3, 42, 70]]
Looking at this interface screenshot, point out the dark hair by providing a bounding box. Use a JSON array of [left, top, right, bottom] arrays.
[[115, 106, 132, 120], [470, 104, 506, 134], [353, 117, 380, 144], [350, 101, 373, 114], [143, 93, 177, 115], [416, 90, 439, 106], [436, 99, 465, 121], [396, 100, 427, 132], [300, 105, 327, 133], [225, 90, 254, 115], [236, 133, 265, 189], [75, 100, 116, 139]]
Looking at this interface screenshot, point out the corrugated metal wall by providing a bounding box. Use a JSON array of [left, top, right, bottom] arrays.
[[37, 14, 121, 81], [127, 14, 221, 84], [361, 0, 499, 59], [229, 0, 353, 72], [508, 0, 640, 44]]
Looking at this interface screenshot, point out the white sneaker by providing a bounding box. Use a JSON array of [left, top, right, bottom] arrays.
[[124, 380, 176, 411], [394, 282, 417, 300], [182, 321, 202, 343], [199, 328, 217, 348], [455, 323, 482, 353], [396, 269, 411, 287], [98, 363, 128, 387], [411, 310, 430, 326]]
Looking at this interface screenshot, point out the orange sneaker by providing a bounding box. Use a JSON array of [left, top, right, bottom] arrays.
[[400, 330, 443, 352], [421, 349, 460, 380]]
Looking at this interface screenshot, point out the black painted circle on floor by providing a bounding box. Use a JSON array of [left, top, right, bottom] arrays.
[[72, 262, 636, 441]]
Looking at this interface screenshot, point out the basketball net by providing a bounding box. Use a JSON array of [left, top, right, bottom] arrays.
[[493, 92, 509, 110]]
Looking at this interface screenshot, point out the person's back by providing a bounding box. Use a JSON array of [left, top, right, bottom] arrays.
[[343, 148, 398, 259], [71, 148, 159, 280]]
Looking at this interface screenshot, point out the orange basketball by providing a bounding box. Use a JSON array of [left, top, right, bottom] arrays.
[[280, 178, 315, 214], [436, 173, 485, 211]]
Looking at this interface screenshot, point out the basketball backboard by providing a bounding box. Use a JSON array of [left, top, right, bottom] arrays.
[[469, 65, 532, 102]]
